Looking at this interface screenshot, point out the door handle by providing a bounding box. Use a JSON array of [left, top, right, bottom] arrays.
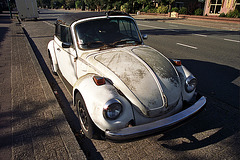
[[57, 48, 61, 51]]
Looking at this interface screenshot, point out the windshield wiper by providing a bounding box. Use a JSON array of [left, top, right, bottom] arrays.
[[80, 39, 141, 50], [99, 44, 115, 50], [111, 39, 141, 46], [99, 39, 140, 50], [80, 41, 105, 48], [80, 41, 116, 50]]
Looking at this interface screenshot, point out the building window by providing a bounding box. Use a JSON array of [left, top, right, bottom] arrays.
[[210, 0, 222, 14], [236, 0, 240, 12]]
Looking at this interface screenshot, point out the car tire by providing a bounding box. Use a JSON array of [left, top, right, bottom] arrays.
[[75, 92, 100, 139], [48, 51, 57, 76]]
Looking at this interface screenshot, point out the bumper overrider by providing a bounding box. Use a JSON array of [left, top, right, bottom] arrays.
[[105, 96, 206, 141]]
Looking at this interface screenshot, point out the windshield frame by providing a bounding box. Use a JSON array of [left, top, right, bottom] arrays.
[[73, 16, 143, 50]]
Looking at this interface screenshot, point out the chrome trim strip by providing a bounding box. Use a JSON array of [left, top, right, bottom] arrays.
[[103, 99, 121, 110], [105, 96, 206, 140], [57, 69, 73, 96]]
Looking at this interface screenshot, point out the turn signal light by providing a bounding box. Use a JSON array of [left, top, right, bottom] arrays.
[[172, 60, 182, 66], [93, 76, 106, 86]]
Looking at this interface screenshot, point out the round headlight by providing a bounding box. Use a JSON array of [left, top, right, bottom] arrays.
[[103, 99, 122, 120], [185, 75, 197, 93]]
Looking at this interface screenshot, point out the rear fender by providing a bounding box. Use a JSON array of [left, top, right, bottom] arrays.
[[73, 74, 134, 132]]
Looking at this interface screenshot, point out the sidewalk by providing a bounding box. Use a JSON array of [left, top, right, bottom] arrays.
[[0, 14, 86, 159]]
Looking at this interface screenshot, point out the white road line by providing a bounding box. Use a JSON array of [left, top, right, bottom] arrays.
[[43, 21, 55, 27], [169, 24, 178, 27], [170, 29, 179, 32], [193, 34, 207, 37], [138, 24, 166, 30], [176, 43, 198, 49], [224, 38, 240, 43], [138, 24, 179, 32]]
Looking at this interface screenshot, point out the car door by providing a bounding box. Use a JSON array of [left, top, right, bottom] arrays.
[[54, 24, 78, 86]]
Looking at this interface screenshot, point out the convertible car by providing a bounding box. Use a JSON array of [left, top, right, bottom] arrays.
[[48, 11, 206, 140]]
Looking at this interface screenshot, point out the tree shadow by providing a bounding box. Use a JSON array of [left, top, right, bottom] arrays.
[[22, 18, 57, 22], [0, 15, 12, 24], [0, 99, 65, 148], [39, 10, 68, 15], [0, 97, 90, 159], [0, 14, 11, 47], [30, 35, 53, 39], [0, 27, 9, 48]]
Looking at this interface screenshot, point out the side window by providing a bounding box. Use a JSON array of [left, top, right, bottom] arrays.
[[61, 26, 73, 43], [55, 24, 61, 39], [55, 24, 72, 43]]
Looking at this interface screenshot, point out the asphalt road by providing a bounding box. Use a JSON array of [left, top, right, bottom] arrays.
[[137, 20, 240, 109], [22, 9, 240, 159]]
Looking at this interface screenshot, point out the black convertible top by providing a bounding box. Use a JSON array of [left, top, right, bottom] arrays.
[[57, 11, 130, 26]]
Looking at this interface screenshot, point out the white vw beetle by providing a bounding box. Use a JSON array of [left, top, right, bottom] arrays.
[[48, 11, 206, 140]]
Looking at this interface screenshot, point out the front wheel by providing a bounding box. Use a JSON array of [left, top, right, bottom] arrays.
[[76, 93, 100, 139]]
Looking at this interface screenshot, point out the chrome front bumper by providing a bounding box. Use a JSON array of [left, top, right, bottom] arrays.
[[105, 96, 206, 141]]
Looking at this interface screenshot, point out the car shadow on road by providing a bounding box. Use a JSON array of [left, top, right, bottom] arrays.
[[159, 98, 239, 152], [158, 59, 240, 153], [181, 59, 239, 109]]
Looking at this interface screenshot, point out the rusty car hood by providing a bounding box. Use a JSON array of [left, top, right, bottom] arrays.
[[87, 46, 181, 117]]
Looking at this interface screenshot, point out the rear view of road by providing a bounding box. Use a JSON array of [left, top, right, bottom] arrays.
[[21, 9, 240, 160]]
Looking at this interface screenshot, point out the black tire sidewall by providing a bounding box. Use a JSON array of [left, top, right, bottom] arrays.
[[76, 93, 95, 139]]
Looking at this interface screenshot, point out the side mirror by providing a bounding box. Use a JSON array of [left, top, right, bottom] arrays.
[[142, 34, 148, 39], [62, 42, 72, 48]]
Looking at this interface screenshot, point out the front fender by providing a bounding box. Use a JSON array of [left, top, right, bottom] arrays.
[[47, 40, 58, 72], [73, 74, 134, 132]]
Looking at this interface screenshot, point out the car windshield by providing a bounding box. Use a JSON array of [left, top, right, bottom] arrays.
[[75, 17, 142, 50]]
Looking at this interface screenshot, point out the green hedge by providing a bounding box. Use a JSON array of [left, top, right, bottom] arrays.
[[171, 7, 179, 13], [226, 9, 240, 18], [157, 5, 168, 14], [194, 8, 203, 16], [179, 7, 187, 14], [219, 13, 226, 17]]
